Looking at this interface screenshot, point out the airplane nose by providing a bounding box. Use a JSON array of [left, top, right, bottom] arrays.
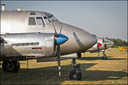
[[72, 29, 97, 52], [110, 41, 114, 47], [59, 23, 97, 54], [104, 39, 114, 47]]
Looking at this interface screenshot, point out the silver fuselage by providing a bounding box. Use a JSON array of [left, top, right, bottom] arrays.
[[87, 37, 114, 52], [0, 11, 97, 60]]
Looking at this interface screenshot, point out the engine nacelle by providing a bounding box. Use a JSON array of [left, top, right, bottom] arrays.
[[1, 33, 55, 60]]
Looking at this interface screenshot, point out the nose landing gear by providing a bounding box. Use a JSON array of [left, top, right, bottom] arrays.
[[102, 51, 107, 60], [69, 58, 82, 80]]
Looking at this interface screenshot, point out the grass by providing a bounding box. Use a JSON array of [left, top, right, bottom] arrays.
[[0, 48, 127, 85]]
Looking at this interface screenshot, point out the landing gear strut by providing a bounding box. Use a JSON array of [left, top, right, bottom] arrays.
[[69, 58, 82, 80], [102, 51, 107, 60], [2, 60, 20, 73]]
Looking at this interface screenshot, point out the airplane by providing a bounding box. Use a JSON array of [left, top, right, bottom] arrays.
[[0, 4, 97, 80], [77, 37, 114, 60]]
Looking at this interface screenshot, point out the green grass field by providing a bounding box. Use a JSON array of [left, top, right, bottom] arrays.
[[0, 48, 127, 84]]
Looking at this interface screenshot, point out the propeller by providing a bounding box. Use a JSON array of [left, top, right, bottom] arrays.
[[97, 42, 102, 56], [102, 38, 107, 56], [52, 22, 68, 76]]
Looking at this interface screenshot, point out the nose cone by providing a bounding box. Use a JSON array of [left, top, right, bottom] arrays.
[[104, 39, 114, 47], [82, 34, 97, 50], [110, 41, 114, 47], [57, 22, 97, 54], [69, 28, 97, 52]]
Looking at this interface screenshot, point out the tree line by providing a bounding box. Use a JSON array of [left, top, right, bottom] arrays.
[[105, 37, 128, 48]]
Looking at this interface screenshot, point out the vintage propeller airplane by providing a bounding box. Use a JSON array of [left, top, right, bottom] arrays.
[[0, 4, 97, 80], [87, 37, 114, 59], [77, 37, 114, 60]]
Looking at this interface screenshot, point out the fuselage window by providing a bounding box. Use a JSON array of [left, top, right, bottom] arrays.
[[29, 17, 36, 25], [36, 17, 44, 25], [44, 17, 50, 24]]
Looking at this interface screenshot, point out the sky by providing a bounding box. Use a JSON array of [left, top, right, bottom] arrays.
[[1, 1, 127, 41]]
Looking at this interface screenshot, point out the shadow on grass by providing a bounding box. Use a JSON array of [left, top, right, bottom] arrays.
[[0, 63, 127, 84], [78, 56, 126, 61]]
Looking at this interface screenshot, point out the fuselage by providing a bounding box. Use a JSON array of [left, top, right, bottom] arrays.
[[87, 37, 114, 52], [1, 10, 97, 60]]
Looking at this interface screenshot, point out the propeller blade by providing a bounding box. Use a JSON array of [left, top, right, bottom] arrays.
[[102, 38, 106, 57], [104, 43, 107, 49], [98, 46, 99, 56], [60, 24, 63, 34], [57, 45, 61, 76], [103, 38, 104, 43], [53, 25, 59, 37], [97, 43, 102, 56]]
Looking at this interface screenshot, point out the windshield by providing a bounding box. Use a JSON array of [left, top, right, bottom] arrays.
[[48, 15, 57, 21], [44, 12, 58, 22]]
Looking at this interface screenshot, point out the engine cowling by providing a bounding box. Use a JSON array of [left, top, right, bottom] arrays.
[[1, 33, 55, 60]]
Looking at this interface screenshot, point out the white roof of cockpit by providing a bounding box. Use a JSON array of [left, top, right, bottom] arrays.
[[2, 10, 53, 17]]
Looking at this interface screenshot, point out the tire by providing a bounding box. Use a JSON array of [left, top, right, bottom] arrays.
[[69, 70, 82, 80], [102, 57, 104, 60], [104, 57, 107, 60], [2, 60, 20, 73], [102, 57, 107, 60]]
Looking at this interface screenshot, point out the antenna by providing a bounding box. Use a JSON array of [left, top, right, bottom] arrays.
[[1, 4, 5, 11]]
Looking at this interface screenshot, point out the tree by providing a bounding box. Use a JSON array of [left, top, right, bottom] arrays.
[[105, 37, 128, 47]]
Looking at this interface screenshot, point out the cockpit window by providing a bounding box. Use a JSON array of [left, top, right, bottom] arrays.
[[36, 17, 44, 25], [44, 12, 57, 22], [44, 17, 50, 24], [29, 17, 36, 25], [48, 15, 57, 21]]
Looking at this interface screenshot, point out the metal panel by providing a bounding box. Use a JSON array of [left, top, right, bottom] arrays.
[[2, 33, 55, 59], [45, 34, 55, 57]]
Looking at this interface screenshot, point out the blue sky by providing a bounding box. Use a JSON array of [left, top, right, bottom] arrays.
[[1, 1, 127, 41]]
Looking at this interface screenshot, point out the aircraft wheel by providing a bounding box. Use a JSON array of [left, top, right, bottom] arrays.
[[2, 60, 20, 73], [104, 57, 107, 60], [102, 57, 107, 60], [69, 70, 82, 80]]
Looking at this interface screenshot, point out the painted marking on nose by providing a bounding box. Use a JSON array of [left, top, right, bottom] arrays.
[[73, 32, 85, 49]]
